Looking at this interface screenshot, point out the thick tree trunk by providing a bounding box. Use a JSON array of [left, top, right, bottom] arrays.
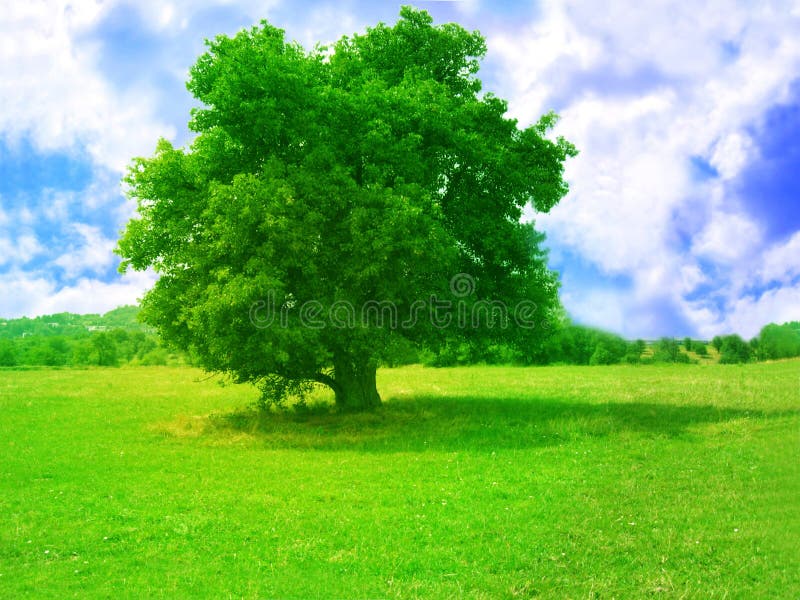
[[330, 352, 381, 411]]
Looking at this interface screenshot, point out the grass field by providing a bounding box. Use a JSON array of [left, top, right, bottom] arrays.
[[1, 362, 798, 598]]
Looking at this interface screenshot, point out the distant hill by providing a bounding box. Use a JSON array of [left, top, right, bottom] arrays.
[[0, 306, 151, 339]]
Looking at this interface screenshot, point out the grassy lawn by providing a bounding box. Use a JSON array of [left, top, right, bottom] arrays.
[[1, 361, 798, 598]]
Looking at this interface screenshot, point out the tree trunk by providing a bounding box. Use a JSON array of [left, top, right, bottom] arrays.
[[331, 352, 381, 411]]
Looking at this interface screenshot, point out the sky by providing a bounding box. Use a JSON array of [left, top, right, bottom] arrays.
[[1, 0, 799, 339]]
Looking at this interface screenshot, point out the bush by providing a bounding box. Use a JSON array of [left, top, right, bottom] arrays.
[[719, 335, 751, 364], [652, 338, 690, 363], [757, 322, 800, 360], [623, 353, 641, 364], [589, 343, 616, 365], [380, 337, 420, 367], [0, 340, 17, 366], [139, 348, 169, 366], [712, 335, 723, 351]]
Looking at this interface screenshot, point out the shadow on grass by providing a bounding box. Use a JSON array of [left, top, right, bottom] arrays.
[[184, 394, 798, 453]]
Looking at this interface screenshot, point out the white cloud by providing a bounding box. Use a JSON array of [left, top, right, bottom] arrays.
[[290, 3, 361, 49], [0, 268, 157, 318], [491, 1, 602, 127], [692, 210, 762, 264], [490, 0, 800, 337], [710, 132, 754, 180], [0, 1, 175, 172], [560, 287, 627, 334], [126, 0, 282, 35], [759, 231, 800, 285], [0, 234, 45, 266], [53, 223, 117, 277], [0, 271, 55, 318], [722, 284, 800, 338]]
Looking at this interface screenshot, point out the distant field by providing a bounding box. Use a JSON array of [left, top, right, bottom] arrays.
[[1, 362, 798, 598]]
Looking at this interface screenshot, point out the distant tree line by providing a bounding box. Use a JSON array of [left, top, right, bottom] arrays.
[[417, 325, 652, 367], [1, 307, 798, 369], [413, 321, 800, 367], [0, 307, 188, 368]]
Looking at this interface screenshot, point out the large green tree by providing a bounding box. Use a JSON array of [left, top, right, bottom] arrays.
[[117, 8, 576, 410]]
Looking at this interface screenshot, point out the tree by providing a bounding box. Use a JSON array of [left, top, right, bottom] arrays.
[[653, 337, 690, 363], [0, 339, 16, 367], [589, 342, 615, 366], [92, 332, 119, 367], [719, 335, 751, 364], [757, 322, 800, 360], [117, 8, 576, 411]]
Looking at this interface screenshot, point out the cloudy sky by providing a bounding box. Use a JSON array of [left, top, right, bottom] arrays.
[[2, 0, 799, 339]]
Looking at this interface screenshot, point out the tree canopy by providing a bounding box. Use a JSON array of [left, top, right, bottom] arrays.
[[117, 7, 577, 410]]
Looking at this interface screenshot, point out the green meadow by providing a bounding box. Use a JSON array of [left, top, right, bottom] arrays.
[[1, 361, 798, 598]]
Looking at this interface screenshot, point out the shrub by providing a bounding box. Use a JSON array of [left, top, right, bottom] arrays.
[[0, 340, 17, 366], [589, 343, 616, 365], [623, 353, 641, 364], [139, 348, 169, 366], [719, 335, 752, 364], [653, 337, 690, 364]]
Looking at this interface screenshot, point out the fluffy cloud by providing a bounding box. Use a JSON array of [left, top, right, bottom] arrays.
[[490, 0, 800, 337], [692, 210, 762, 264], [0, 234, 45, 266], [0, 268, 157, 318], [722, 284, 800, 339], [0, 1, 176, 172], [759, 231, 800, 285], [53, 223, 117, 278]]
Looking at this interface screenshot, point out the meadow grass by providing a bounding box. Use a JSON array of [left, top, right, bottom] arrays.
[[1, 361, 798, 598]]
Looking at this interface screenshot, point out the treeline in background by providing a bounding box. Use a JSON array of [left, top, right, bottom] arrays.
[[0, 306, 187, 368], [407, 321, 800, 367], [1, 306, 798, 368]]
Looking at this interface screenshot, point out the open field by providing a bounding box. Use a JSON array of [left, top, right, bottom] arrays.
[[1, 362, 798, 598]]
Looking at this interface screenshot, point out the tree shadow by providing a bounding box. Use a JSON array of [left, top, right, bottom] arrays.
[[200, 394, 798, 453]]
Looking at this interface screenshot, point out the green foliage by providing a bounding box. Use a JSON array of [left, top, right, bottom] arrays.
[[91, 333, 118, 367], [0, 307, 182, 368], [0, 339, 17, 366], [421, 323, 633, 367], [683, 337, 692, 351], [116, 8, 576, 410], [694, 342, 708, 356], [422, 337, 524, 367], [533, 324, 629, 365], [757, 322, 800, 360], [623, 352, 641, 364], [652, 338, 691, 363], [712, 335, 723, 351], [379, 336, 420, 367], [718, 334, 752, 364], [589, 342, 616, 365], [138, 347, 169, 366], [0, 305, 149, 340]]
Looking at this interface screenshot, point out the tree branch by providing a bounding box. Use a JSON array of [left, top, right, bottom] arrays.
[[311, 372, 342, 396]]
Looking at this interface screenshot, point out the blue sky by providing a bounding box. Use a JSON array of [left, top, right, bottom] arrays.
[[2, 0, 800, 339]]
